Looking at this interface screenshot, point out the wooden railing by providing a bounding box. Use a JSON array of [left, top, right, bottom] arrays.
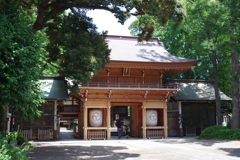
[[146, 129, 164, 139], [20, 129, 32, 140], [38, 129, 53, 140], [87, 130, 107, 140], [80, 82, 178, 90]]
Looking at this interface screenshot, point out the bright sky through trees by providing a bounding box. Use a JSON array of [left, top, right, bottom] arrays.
[[87, 10, 136, 36]]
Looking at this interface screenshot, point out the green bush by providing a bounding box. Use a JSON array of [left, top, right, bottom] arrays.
[[8, 132, 29, 146], [0, 132, 32, 160], [198, 125, 240, 140]]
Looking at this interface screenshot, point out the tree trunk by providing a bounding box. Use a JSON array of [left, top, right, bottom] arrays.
[[0, 105, 6, 136], [230, 1, 240, 129], [230, 51, 240, 129], [211, 50, 222, 125]]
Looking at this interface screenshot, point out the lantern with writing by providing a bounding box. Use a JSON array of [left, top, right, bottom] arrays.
[[146, 110, 158, 126], [89, 109, 102, 127]]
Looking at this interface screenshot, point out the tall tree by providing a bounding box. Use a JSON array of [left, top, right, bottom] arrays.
[[0, 2, 46, 134], [45, 9, 111, 93], [227, 0, 240, 129]]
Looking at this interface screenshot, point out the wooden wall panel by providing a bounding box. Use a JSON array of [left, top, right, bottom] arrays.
[[84, 100, 108, 108], [144, 101, 165, 108], [157, 109, 164, 126], [91, 76, 107, 83], [145, 78, 159, 84], [118, 77, 135, 83], [108, 77, 116, 83], [102, 108, 107, 127], [137, 106, 143, 138], [130, 106, 136, 137]]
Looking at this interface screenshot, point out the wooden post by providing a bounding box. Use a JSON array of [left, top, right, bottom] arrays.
[[107, 103, 111, 139], [142, 105, 146, 138], [78, 112, 81, 139], [164, 102, 168, 138], [178, 101, 183, 137], [83, 106, 88, 139]]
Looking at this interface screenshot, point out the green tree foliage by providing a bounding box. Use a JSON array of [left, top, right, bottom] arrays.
[[45, 9, 111, 93], [0, 3, 46, 121], [0, 132, 32, 160], [129, 0, 234, 125], [10, 0, 186, 37]]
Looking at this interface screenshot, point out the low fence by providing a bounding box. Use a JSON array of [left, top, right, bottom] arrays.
[[20, 129, 32, 140], [146, 129, 164, 139], [38, 129, 53, 140], [87, 130, 106, 140]]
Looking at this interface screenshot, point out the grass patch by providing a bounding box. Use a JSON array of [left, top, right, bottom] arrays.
[[198, 125, 240, 140]]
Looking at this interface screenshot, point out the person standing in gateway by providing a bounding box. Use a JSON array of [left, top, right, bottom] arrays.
[[116, 120, 122, 139]]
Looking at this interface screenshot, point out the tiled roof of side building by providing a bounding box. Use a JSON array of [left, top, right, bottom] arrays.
[[39, 77, 69, 99], [165, 79, 232, 101], [106, 35, 200, 63]]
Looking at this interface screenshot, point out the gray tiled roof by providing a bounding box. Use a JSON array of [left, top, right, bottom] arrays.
[[167, 81, 232, 101], [107, 36, 198, 63], [40, 77, 69, 99]]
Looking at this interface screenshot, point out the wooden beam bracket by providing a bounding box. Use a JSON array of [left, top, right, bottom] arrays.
[[143, 91, 148, 99]]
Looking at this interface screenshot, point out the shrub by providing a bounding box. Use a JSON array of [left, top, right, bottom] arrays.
[[198, 125, 240, 140], [0, 132, 32, 160], [8, 132, 29, 146]]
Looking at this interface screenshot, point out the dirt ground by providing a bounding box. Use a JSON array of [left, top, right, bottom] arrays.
[[28, 137, 240, 160]]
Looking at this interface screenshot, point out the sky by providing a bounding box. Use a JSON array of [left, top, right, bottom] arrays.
[[87, 10, 136, 36]]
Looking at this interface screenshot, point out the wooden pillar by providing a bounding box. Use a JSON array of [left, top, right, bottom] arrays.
[[78, 112, 81, 139], [178, 101, 183, 137], [142, 106, 146, 138], [107, 103, 111, 139], [164, 102, 168, 138], [53, 100, 58, 140], [83, 106, 88, 139], [78, 101, 83, 139]]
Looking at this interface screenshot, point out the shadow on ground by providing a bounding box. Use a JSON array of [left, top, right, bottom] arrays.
[[28, 145, 139, 160], [154, 137, 236, 147], [219, 148, 240, 158]]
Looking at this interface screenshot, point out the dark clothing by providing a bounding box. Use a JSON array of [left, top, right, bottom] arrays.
[[125, 125, 129, 135], [116, 121, 122, 139], [117, 128, 122, 139], [116, 122, 122, 128]]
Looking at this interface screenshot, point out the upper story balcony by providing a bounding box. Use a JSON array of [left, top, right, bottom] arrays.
[[79, 82, 178, 91]]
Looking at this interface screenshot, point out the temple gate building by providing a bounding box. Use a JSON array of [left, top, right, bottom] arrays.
[[16, 35, 231, 140]]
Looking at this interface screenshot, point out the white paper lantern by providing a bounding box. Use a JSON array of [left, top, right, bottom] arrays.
[[146, 110, 158, 126], [89, 109, 102, 127]]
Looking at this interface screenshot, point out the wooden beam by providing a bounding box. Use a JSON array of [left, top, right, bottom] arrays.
[[143, 91, 148, 99], [108, 90, 112, 98], [58, 112, 79, 115]]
